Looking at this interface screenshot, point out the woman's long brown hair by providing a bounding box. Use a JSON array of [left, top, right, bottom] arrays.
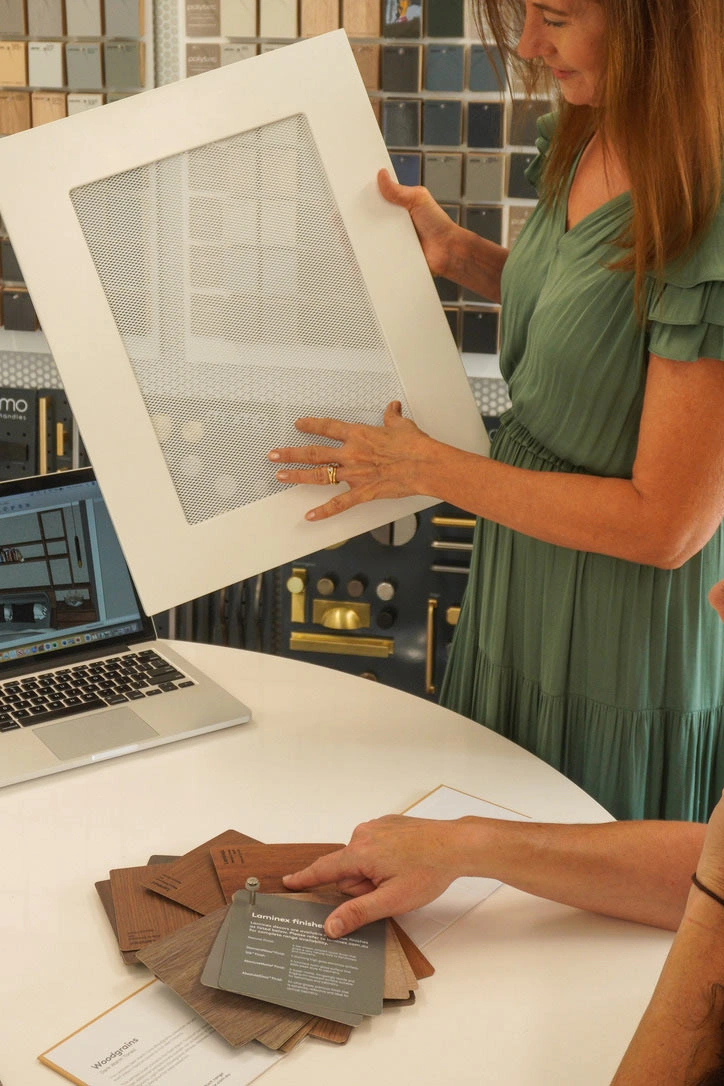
[[475, 0, 724, 310]]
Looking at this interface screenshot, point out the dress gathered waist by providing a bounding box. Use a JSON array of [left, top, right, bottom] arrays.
[[493, 410, 587, 475]]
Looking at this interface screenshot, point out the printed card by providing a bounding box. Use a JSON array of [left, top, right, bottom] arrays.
[[216, 892, 385, 1024]]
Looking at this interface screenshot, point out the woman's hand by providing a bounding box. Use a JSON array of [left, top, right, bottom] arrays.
[[282, 815, 463, 937], [377, 169, 460, 280], [268, 400, 436, 521]]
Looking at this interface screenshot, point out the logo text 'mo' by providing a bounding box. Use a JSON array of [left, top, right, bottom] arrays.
[[0, 397, 28, 413]]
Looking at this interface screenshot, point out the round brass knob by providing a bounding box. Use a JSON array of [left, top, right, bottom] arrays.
[[316, 576, 336, 596], [346, 576, 367, 598], [286, 574, 306, 595]]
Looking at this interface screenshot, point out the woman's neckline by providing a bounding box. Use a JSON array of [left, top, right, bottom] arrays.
[[563, 132, 631, 235]]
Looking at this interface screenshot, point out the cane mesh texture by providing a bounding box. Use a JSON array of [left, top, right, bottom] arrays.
[[70, 113, 409, 525]]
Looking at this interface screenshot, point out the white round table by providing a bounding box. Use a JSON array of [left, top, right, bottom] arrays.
[[0, 643, 673, 1085]]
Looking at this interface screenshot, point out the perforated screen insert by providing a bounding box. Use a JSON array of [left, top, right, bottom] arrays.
[[70, 113, 410, 526]]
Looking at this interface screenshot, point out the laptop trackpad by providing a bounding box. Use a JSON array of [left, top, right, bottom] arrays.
[[36, 708, 158, 761]]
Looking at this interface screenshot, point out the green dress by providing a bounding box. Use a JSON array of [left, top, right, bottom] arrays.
[[440, 115, 724, 821]]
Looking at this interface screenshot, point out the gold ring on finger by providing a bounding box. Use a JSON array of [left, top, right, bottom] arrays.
[[326, 462, 339, 486]]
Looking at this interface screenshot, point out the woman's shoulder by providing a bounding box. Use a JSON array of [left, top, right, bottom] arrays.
[[647, 195, 724, 363], [656, 196, 724, 290]]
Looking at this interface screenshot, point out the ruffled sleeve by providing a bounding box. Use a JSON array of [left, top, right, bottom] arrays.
[[523, 112, 557, 192], [646, 202, 724, 362]]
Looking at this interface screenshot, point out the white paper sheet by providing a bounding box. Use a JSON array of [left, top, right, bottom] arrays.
[[396, 785, 531, 947], [39, 981, 282, 1086]]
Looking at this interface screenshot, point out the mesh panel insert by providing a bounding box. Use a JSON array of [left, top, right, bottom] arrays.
[[70, 113, 410, 526]]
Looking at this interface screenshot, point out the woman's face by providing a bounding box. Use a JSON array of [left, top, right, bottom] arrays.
[[516, 1, 607, 106]]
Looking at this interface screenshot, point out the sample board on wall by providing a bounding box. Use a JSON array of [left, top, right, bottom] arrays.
[[0, 30, 488, 614], [177, 3, 546, 365]]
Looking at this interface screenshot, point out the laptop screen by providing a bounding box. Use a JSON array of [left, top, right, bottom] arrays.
[[0, 470, 152, 670]]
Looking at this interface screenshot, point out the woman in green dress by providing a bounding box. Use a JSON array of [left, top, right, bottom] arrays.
[[269, 0, 724, 821]]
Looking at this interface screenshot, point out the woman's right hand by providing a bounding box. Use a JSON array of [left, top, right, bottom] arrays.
[[377, 168, 460, 280], [282, 814, 463, 937]]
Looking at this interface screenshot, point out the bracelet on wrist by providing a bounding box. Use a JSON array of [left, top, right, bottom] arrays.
[[691, 872, 724, 909]]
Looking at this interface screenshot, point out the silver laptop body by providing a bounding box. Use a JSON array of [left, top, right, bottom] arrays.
[[0, 467, 251, 788]]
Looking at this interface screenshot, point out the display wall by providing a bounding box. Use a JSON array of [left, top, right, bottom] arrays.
[[0, 0, 153, 333], [177, 0, 543, 361]]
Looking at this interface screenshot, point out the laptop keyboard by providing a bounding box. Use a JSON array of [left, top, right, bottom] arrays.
[[0, 649, 196, 733]]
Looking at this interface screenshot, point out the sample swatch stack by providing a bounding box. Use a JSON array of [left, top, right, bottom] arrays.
[[95, 829, 433, 1053]]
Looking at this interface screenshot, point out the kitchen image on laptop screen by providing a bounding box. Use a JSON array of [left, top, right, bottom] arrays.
[[0, 477, 144, 665]]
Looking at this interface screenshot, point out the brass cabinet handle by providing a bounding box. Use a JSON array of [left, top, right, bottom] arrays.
[[290, 631, 393, 658], [430, 516, 476, 529], [425, 597, 438, 695], [285, 567, 308, 624], [430, 540, 474, 552], [38, 396, 49, 475], [312, 598, 371, 630]]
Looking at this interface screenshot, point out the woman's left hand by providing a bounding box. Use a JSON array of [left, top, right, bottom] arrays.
[[268, 400, 434, 520]]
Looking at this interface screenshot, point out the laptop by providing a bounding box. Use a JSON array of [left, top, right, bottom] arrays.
[[0, 467, 251, 788]]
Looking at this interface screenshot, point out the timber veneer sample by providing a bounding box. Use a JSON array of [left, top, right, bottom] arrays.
[[0, 40, 27, 86], [341, 0, 380, 38], [137, 907, 314, 1049], [210, 841, 344, 899], [140, 828, 262, 914], [30, 89, 65, 126], [0, 89, 30, 134], [300, 0, 338, 37], [351, 41, 379, 90], [109, 865, 199, 952]]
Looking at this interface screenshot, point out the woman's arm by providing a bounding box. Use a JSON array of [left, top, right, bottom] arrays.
[[612, 796, 724, 1084], [377, 170, 509, 303], [270, 353, 724, 568], [282, 815, 706, 938]]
